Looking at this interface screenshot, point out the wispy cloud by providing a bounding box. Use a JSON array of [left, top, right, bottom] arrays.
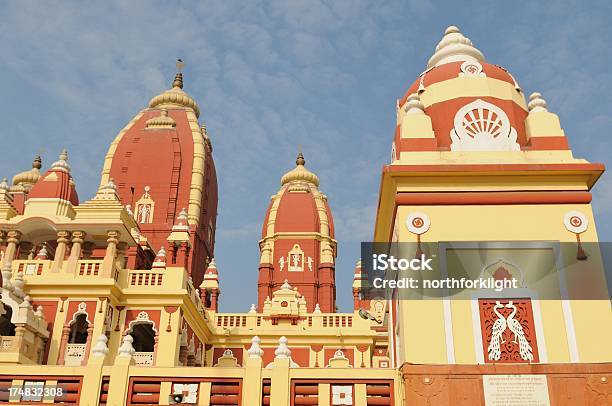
[[0, 0, 610, 310]]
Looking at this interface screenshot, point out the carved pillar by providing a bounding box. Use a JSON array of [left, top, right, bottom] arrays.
[[153, 335, 159, 366], [115, 242, 128, 270], [168, 243, 177, 265], [3, 230, 21, 266], [102, 231, 119, 277], [82, 325, 94, 365], [353, 288, 360, 310], [51, 231, 70, 272], [210, 289, 219, 312], [176, 242, 190, 268], [57, 325, 71, 365], [66, 231, 85, 274]]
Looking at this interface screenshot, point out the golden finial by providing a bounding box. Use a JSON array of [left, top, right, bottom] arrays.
[[296, 151, 305, 166], [32, 155, 42, 170], [172, 58, 185, 89]]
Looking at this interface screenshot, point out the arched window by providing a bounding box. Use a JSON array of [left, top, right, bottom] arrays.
[[131, 323, 155, 352], [0, 306, 16, 336], [68, 313, 89, 344]]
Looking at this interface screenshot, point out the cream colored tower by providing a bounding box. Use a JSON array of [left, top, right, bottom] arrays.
[[375, 26, 611, 404]]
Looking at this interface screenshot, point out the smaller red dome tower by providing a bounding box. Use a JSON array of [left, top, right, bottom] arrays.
[[258, 153, 337, 312]]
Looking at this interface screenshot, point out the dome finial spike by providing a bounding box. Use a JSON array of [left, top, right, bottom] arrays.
[[172, 58, 185, 89], [296, 149, 305, 166], [32, 155, 42, 170]]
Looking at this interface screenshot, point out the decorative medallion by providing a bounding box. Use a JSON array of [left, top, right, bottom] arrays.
[[459, 60, 485, 77], [331, 385, 353, 405], [450, 99, 519, 151], [405, 212, 430, 235], [563, 211, 589, 260], [564, 211, 588, 234], [136, 311, 150, 321]]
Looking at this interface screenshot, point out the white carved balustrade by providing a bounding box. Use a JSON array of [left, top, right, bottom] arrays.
[[133, 351, 154, 366], [63, 343, 87, 366]]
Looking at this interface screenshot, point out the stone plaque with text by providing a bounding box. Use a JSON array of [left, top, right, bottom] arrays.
[[483, 374, 550, 406]]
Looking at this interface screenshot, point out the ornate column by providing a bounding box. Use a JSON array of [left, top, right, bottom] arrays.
[[82, 324, 94, 365], [176, 242, 191, 268], [51, 231, 70, 272], [57, 325, 71, 365], [66, 231, 85, 275], [3, 230, 21, 267], [102, 231, 119, 277], [153, 335, 159, 366], [210, 289, 219, 312], [115, 242, 128, 270], [168, 243, 177, 265]]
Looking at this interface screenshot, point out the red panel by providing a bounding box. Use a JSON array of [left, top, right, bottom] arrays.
[[274, 191, 320, 233], [213, 347, 244, 366], [123, 309, 161, 332], [324, 348, 355, 367], [65, 300, 97, 323], [261, 347, 309, 367], [424, 96, 528, 148]]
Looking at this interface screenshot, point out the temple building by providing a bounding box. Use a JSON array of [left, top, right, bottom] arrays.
[[0, 26, 610, 405]]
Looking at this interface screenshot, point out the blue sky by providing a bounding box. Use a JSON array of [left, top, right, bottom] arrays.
[[0, 1, 610, 311]]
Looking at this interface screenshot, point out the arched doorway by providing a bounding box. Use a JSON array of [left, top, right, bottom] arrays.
[[126, 316, 157, 366]]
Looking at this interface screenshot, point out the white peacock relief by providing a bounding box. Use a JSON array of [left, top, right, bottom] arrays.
[[450, 99, 520, 151], [481, 299, 536, 363]]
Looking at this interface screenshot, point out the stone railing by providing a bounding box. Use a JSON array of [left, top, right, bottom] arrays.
[[133, 352, 154, 366], [212, 312, 363, 332], [127, 270, 165, 287], [119, 267, 184, 290], [64, 343, 86, 366], [76, 260, 103, 277], [11, 260, 51, 277]]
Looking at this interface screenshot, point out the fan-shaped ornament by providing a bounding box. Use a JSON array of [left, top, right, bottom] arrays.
[[450, 99, 520, 151], [406, 212, 430, 235]]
